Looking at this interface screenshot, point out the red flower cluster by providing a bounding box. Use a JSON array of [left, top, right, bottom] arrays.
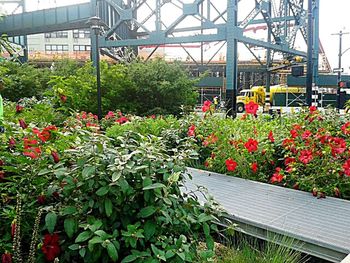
[[42, 233, 60, 262], [299, 149, 313, 164], [342, 159, 350, 176], [116, 116, 129, 124], [202, 100, 211, 113], [187, 125, 196, 137], [341, 122, 350, 135], [33, 126, 57, 142], [244, 138, 258, 153], [245, 101, 259, 115], [105, 111, 115, 119], [225, 158, 237, 172]]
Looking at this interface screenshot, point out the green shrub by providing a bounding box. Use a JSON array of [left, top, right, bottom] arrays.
[[0, 61, 51, 101]]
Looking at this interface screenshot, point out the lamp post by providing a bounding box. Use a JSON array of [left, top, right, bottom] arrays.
[[87, 16, 102, 120], [332, 30, 350, 111]]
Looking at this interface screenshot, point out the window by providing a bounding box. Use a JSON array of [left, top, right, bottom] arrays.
[[44, 31, 68, 38], [73, 45, 91, 51], [45, 44, 69, 53], [73, 29, 90, 39]]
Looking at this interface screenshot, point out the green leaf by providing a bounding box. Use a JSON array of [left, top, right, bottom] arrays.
[[144, 220, 156, 240], [203, 223, 210, 237], [38, 169, 51, 176], [139, 206, 156, 218], [142, 183, 166, 190], [75, 231, 92, 243], [79, 247, 86, 257], [112, 172, 121, 182], [105, 198, 113, 217], [62, 206, 77, 215], [206, 235, 215, 251], [121, 254, 139, 263], [82, 166, 95, 178], [198, 213, 213, 223], [88, 236, 103, 251], [96, 186, 109, 196], [64, 218, 77, 238], [68, 244, 80, 250], [94, 230, 109, 239], [107, 242, 118, 262], [45, 212, 57, 234], [177, 252, 185, 261]]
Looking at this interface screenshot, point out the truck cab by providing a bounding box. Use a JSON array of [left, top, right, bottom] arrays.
[[236, 86, 265, 113]]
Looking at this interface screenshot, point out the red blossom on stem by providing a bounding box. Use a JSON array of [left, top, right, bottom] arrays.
[[270, 167, 284, 183], [187, 125, 196, 137], [42, 233, 60, 262], [105, 111, 115, 119], [244, 138, 258, 153], [309, 105, 317, 113], [245, 101, 259, 115], [301, 130, 312, 140], [268, 131, 275, 143], [342, 159, 350, 176], [19, 119, 28, 129], [51, 151, 60, 163], [1, 253, 12, 263], [251, 162, 258, 173], [341, 122, 350, 135], [116, 116, 129, 124], [60, 95, 67, 103], [11, 220, 16, 239], [16, 104, 24, 113], [225, 158, 237, 172], [8, 138, 16, 149], [290, 129, 298, 138], [202, 100, 211, 112]]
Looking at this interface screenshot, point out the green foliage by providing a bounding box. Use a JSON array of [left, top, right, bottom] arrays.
[[0, 61, 51, 101], [48, 59, 198, 116]]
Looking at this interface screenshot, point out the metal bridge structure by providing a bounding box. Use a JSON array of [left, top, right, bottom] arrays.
[[0, 0, 320, 115]]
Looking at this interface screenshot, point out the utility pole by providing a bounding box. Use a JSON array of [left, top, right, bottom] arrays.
[[306, 0, 313, 107], [332, 30, 350, 110]]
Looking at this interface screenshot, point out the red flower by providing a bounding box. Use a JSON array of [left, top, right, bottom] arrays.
[[19, 119, 28, 129], [341, 122, 350, 135], [150, 114, 156, 119], [203, 133, 218, 146], [8, 138, 16, 149], [225, 158, 237, 172], [204, 161, 209, 167], [293, 124, 302, 130], [105, 111, 115, 120], [268, 131, 275, 143], [245, 101, 259, 115], [299, 150, 313, 164], [270, 167, 284, 183], [202, 100, 211, 112], [284, 157, 296, 166], [301, 130, 312, 140], [1, 253, 12, 263], [116, 116, 128, 124], [290, 129, 298, 138], [24, 138, 39, 149], [51, 151, 60, 163], [0, 171, 4, 180], [244, 138, 258, 153], [329, 137, 346, 157], [23, 147, 41, 159], [342, 159, 350, 176], [42, 233, 60, 262], [16, 104, 24, 113], [37, 195, 46, 205], [11, 220, 16, 239], [309, 105, 317, 113], [251, 162, 258, 173], [60, 95, 67, 103], [187, 125, 196, 137]]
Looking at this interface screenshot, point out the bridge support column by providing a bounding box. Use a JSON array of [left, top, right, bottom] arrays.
[[226, 0, 238, 118]]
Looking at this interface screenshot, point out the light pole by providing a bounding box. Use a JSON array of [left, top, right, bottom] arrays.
[[332, 30, 350, 111], [87, 16, 102, 120]]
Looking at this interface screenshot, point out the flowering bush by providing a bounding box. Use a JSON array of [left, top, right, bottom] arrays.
[[187, 104, 350, 199]]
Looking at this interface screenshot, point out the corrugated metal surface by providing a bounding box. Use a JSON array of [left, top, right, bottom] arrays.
[[185, 168, 350, 262]]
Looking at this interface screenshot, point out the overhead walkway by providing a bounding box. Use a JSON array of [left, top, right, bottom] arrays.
[[0, 3, 92, 36], [185, 167, 350, 263]]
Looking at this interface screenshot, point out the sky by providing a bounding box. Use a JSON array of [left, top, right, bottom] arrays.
[[3, 0, 350, 74]]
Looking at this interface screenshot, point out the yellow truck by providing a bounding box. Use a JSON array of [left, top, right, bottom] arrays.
[[236, 85, 306, 112]]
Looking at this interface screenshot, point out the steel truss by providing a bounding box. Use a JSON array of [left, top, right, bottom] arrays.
[[0, 0, 27, 62], [92, 0, 319, 116]]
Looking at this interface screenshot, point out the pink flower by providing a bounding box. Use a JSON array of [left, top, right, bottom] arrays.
[[105, 111, 115, 119], [19, 119, 28, 129], [116, 116, 128, 124], [299, 150, 313, 164], [187, 125, 196, 137], [301, 130, 312, 140], [16, 104, 24, 113]]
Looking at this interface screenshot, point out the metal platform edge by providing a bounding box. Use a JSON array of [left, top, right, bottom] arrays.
[[186, 167, 349, 263]]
